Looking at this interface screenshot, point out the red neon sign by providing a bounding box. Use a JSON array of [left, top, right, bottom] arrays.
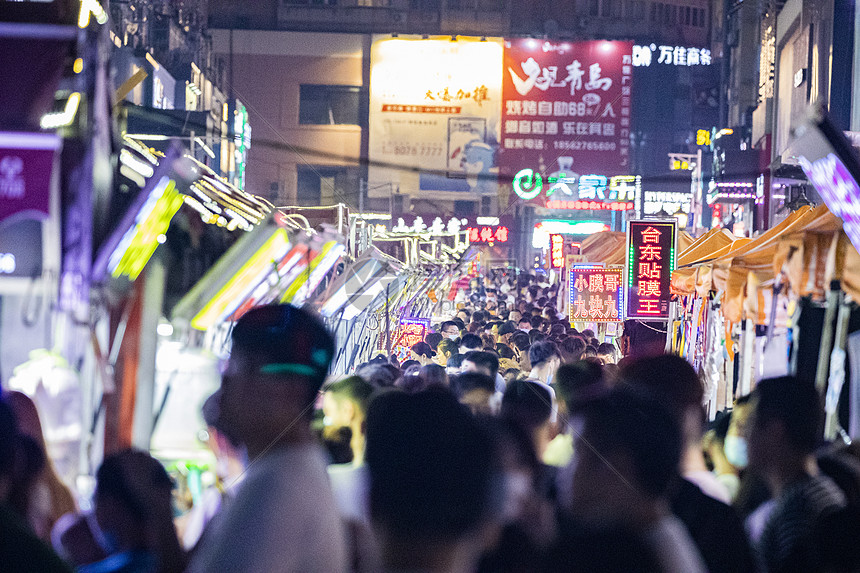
[[550, 234, 565, 268], [467, 226, 509, 243], [569, 267, 623, 323], [546, 200, 634, 211], [626, 220, 676, 320]]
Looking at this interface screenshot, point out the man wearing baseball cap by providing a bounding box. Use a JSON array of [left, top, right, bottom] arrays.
[[189, 304, 347, 572]]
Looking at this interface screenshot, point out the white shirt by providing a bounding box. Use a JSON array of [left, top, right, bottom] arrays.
[[645, 515, 708, 573], [188, 444, 347, 573], [684, 470, 732, 504], [327, 463, 370, 525]]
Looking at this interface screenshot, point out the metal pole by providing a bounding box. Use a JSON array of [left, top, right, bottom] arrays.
[[816, 281, 842, 394], [695, 147, 703, 230], [825, 297, 851, 439], [740, 318, 755, 396], [385, 283, 391, 357]]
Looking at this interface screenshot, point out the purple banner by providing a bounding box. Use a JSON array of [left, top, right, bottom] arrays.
[[0, 133, 59, 226]]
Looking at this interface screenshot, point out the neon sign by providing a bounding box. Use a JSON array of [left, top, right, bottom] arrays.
[[533, 220, 609, 249], [549, 234, 565, 268], [632, 45, 712, 67], [799, 152, 860, 252], [514, 169, 640, 206], [0, 253, 15, 274], [380, 317, 430, 361], [625, 220, 676, 319], [108, 177, 184, 280], [547, 200, 633, 210], [467, 226, 510, 243], [569, 266, 623, 323], [513, 168, 543, 199]]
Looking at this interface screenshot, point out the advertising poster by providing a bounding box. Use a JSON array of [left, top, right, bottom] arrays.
[[625, 220, 676, 320], [501, 40, 633, 189], [380, 317, 430, 361], [368, 37, 503, 199], [569, 266, 623, 323]]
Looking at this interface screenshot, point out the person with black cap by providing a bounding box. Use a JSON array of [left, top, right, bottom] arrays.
[[496, 320, 518, 346], [188, 304, 346, 573]]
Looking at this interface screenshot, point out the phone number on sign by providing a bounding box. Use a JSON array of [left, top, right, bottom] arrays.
[[381, 143, 445, 157], [553, 140, 618, 151]]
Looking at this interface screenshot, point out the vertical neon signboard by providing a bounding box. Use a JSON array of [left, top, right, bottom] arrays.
[[549, 234, 565, 268], [625, 220, 676, 320], [569, 266, 623, 323]]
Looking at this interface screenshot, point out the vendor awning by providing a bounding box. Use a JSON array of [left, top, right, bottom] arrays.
[[581, 231, 625, 265]]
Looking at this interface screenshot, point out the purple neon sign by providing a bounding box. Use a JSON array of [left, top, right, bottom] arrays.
[[799, 152, 860, 252]]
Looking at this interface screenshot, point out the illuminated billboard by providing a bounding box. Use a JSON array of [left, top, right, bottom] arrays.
[[512, 168, 638, 210], [569, 266, 623, 323], [501, 40, 633, 184], [549, 234, 565, 268], [532, 220, 609, 249], [379, 317, 431, 362], [625, 220, 676, 320], [368, 36, 503, 198]]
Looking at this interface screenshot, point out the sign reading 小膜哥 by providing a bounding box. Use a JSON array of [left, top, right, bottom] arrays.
[[625, 220, 676, 320], [569, 266, 623, 323]]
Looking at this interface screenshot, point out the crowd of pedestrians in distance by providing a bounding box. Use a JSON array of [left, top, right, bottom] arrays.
[[2, 270, 860, 572]]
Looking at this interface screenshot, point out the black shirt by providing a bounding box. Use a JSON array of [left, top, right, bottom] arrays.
[[671, 478, 758, 573], [0, 504, 72, 573]]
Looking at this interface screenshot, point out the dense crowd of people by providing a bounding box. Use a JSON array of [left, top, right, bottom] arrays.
[[2, 271, 860, 572]]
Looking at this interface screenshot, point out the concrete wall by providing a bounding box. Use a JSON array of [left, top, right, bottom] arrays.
[[211, 30, 364, 205]]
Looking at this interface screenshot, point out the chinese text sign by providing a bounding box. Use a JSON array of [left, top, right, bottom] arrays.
[[625, 221, 676, 320], [569, 267, 623, 323], [467, 226, 509, 243], [368, 37, 503, 197], [501, 40, 633, 184], [550, 234, 565, 268]]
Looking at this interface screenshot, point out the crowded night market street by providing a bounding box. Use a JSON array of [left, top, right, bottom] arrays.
[[3, 0, 860, 571]]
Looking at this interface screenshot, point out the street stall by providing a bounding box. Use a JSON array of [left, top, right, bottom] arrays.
[[163, 213, 346, 506], [671, 143, 860, 438]]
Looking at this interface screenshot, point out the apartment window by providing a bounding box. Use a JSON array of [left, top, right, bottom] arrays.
[[477, 0, 503, 10], [481, 196, 492, 215], [296, 166, 348, 206], [299, 85, 360, 125], [454, 200, 476, 217]]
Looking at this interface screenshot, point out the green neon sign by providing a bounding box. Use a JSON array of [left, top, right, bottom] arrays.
[[513, 168, 543, 200]]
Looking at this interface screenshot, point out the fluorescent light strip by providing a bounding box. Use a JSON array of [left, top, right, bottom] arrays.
[[40, 93, 81, 129]]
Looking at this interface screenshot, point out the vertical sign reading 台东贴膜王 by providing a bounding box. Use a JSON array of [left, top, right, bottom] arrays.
[[625, 220, 676, 320], [501, 40, 633, 193], [569, 266, 623, 323]]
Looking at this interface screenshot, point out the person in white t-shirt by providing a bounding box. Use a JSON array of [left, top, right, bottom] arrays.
[[187, 304, 347, 573]]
